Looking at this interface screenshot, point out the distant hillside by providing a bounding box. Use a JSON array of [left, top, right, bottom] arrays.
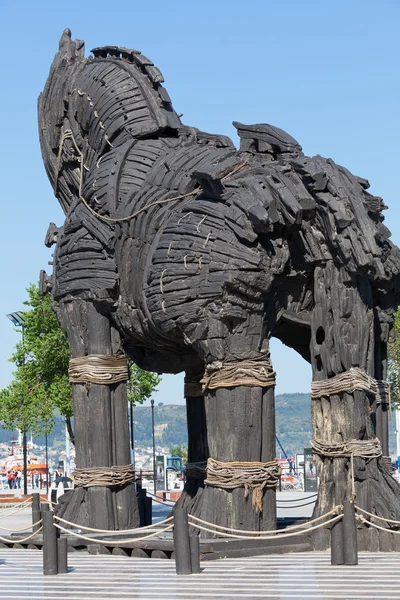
[[275, 393, 313, 456], [132, 394, 314, 455], [133, 394, 397, 457], [0, 394, 396, 458]]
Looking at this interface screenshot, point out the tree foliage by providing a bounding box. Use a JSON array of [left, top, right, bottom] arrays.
[[388, 306, 400, 407], [169, 444, 188, 464], [0, 283, 162, 439], [0, 284, 71, 436], [127, 362, 161, 406]]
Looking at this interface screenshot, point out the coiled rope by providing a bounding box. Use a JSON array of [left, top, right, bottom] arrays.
[[355, 505, 400, 526], [311, 438, 382, 459], [0, 498, 33, 518], [205, 457, 281, 513], [355, 514, 400, 534], [0, 527, 43, 544], [54, 514, 173, 534], [73, 464, 136, 488], [311, 367, 378, 399], [68, 354, 129, 385], [201, 357, 276, 392], [189, 506, 340, 535], [54, 522, 173, 544], [188, 509, 342, 540], [0, 519, 42, 533]]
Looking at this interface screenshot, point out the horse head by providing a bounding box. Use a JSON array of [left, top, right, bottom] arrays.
[[38, 28, 182, 216]]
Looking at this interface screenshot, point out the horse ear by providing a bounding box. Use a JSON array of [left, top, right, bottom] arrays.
[[58, 28, 83, 61], [59, 28, 72, 50]]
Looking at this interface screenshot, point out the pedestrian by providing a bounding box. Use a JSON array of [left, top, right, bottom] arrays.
[[7, 471, 13, 489], [39, 473, 43, 489], [16, 471, 21, 489], [34, 470, 39, 489], [32, 470, 37, 489]]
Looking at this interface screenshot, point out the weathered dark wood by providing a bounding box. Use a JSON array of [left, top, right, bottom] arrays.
[[39, 29, 400, 547], [189, 533, 201, 573], [57, 537, 68, 574], [32, 493, 41, 534], [173, 508, 192, 575], [53, 300, 138, 529], [191, 381, 276, 533], [330, 518, 344, 565], [42, 511, 58, 576], [343, 501, 358, 565]]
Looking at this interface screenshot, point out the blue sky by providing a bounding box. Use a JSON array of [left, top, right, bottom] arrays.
[[0, 0, 399, 405]]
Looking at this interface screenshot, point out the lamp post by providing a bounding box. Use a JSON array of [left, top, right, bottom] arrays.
[[130, 402, 135, 467], [151, 398, 156, 493], [6, 312, 28, 495], [45, 428, 49, 495]]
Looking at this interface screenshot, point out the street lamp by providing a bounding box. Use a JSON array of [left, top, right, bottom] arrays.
[[6, 311, 28, 495], [151, 398, 156, 493]]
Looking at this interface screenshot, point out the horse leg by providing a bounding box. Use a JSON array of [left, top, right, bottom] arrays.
[[189, 334, 277, 533], [310, 262, 400, 551], [56, 298, 139, 529]]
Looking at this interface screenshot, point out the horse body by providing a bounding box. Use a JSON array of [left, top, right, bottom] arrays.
[[39, 30, 400, 544]]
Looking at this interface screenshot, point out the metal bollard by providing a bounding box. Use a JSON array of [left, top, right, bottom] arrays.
[[144, 494, 152, 527], [32, 492, 41, 534], [189, 532, 201, 573], [173, 508, 192, 575], [43, 510, 58, 575], [343, 500, 358, 565], [57, 537, 68, 574], [137, 487, 146, 527]]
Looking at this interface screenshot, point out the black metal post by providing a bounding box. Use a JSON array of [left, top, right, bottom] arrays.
[[144, 494, 152, 527], [130, 402, 135, 468], [45, 430, 49, 495], [138, 487, 145, 527], [22, 430, 28, 495], [32, 492, 41, 533], [151, 399, 156, 492]]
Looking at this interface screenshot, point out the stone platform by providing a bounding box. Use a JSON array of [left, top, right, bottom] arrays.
[[0, 548, 399, 599]]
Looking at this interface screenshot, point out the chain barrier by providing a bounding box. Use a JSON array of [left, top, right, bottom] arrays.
[[277, 493, 318, 503], [145, 491, 175, 506], [276, 499, 318, 509]]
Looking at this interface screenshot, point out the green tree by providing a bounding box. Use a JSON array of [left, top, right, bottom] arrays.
[[127, 362, 162, 406], [169, 443, 188, 464], [0, 284, 72, 438], [0, 283, 162, 442], [388, 306, 400, 407]]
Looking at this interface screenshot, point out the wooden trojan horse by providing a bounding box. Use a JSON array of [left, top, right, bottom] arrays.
[[39, 29, 400, 548]]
